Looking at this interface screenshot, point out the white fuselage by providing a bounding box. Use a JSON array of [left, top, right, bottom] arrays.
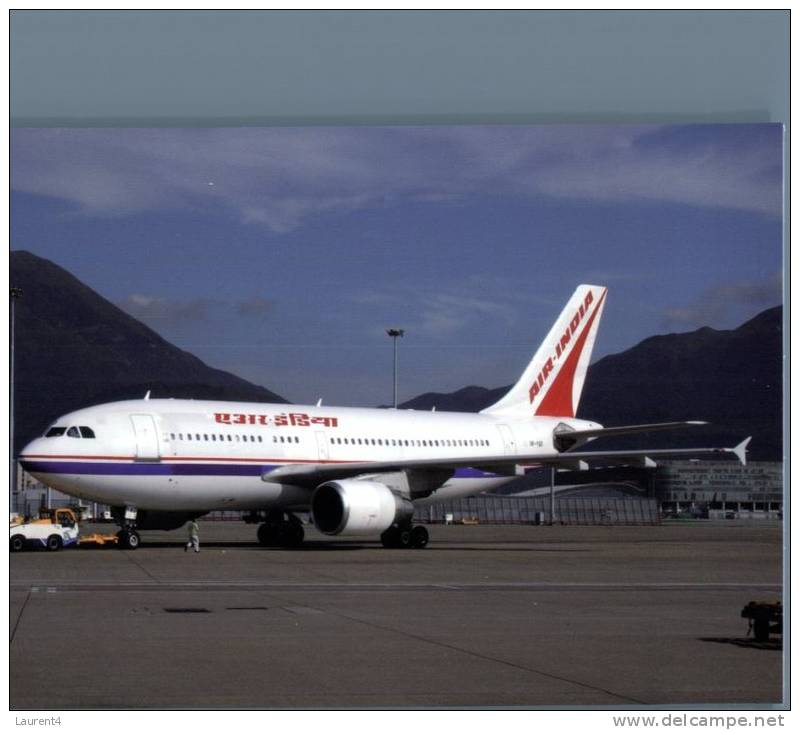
[[20, 399, 599, 512]]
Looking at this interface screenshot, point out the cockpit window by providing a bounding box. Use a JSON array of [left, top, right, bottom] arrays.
[[67, 426, 81, 438], [79, 426, 96, 438], [45, 427, 66, 438]]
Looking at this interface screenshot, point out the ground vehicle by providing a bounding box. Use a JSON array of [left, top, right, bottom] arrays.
[[10, 508, 80, 552], [742, 601, 783, 642]]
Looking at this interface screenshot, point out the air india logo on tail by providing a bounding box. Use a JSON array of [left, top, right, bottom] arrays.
[[528, 289, 595, 404], [478, 284, 606, 420]]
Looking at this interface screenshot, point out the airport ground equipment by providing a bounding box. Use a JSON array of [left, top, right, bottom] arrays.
[[741, 601, 782, 642], [78, 532, 120, 547], [9, 507, 79, 551]]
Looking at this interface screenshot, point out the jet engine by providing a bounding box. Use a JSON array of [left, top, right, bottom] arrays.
[[311, 479, 414, 536]]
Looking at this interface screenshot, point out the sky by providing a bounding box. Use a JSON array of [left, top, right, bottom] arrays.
[[10, 124, 784, 407]]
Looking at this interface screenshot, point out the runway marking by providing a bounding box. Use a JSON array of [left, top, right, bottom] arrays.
[[120, 550, 163, 583], [10, 590, 33, 646], [319, 603, 647, 705], [283, 606, 324, 615], [12, 581, 782, 592]]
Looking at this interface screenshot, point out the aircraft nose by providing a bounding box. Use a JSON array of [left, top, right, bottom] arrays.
[[18, 437, 48, 466]]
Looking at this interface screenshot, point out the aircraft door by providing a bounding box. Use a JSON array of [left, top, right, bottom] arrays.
[[315, 431, 329, 461], [496, 424, 517, 456], [131, 414, 161, 461]]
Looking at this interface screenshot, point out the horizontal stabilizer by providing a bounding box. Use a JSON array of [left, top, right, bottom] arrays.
[[542, 442, 751, 468], [569, 421, 708, 440]]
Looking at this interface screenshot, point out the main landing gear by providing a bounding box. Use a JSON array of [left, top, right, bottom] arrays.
[[257, 510, 305, 548], [380, 523, 429, 549]]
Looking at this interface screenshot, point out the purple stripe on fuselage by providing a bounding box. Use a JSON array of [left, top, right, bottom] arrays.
[[21, 461, 499, 479], [21, 460, 270, 477]]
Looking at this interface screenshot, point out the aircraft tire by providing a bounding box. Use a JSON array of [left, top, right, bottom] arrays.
[[282, 523, 304, 548], [380, 527, 400, 548], [118, 530, 140, 550], [257, 523, 281, 547], [411, 525, 429, 549], [397, 528, 412, 548]]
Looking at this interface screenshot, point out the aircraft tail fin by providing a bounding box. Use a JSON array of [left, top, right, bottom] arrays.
[[481, 285, 608, 419]]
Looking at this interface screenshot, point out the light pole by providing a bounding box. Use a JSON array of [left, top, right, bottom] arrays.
[[10, 287, 22, 508], [386, 328, 405, 408]]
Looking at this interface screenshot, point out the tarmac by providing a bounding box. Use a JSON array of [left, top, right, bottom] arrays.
[[9, 521, 784, 709]]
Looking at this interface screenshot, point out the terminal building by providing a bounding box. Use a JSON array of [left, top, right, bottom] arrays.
[[655, 460, 783, 517], [445, 459, 784, 524]]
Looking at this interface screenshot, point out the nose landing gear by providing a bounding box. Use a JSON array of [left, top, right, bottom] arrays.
[[111, 506, 141, 550], [116, 528, 141, 550]]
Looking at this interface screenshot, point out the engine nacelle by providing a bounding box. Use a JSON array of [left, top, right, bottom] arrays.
[[311, 479, 414, 536]]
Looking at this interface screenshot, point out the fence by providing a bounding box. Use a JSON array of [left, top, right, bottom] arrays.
[[11, 489, 77, 518], [11, 491, 660, 527], [415, 495, 661, 526]]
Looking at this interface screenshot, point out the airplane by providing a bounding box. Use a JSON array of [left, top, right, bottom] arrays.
[[18, 284, 750, 550]]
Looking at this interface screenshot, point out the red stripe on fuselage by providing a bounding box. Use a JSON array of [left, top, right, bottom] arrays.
[[21, 453, 365, 465]]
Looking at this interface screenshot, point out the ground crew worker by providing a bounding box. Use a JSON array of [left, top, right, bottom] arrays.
[[185, 519, 200, 552]]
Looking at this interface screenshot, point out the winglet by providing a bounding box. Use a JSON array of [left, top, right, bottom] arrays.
[[732, 437, 751, 466]]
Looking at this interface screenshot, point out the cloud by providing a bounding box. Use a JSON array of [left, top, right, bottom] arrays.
[[662, 273, 782, 329], [418, 293, 515, 336], [236, 296, 274, 318], [11, 125, 783, 234], [119, 293, 276, 328], [118, 294, 215, 326], [353, 284, 517, 339]]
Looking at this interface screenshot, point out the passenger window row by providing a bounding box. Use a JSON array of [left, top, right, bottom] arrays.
[[165, 432, 489, 450], [331, 437, 490, 448], [168, 433, 301, 445]]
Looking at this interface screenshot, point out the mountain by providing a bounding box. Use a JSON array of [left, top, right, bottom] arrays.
[[400, 307, 783, 461], [399, 385, 506, 413], [577, 307, 782, 460], [11, 250, 287, 452]]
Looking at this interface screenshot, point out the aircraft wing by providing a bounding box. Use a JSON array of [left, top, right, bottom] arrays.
[[261, 437, 751, 488]]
